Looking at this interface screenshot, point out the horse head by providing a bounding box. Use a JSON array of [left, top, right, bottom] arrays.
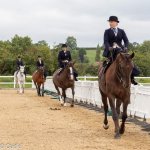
[[38, 66, 44, 73], [115, 52, 134, 88], [19, 66, 25, 74], [65, 61, 76, 80]]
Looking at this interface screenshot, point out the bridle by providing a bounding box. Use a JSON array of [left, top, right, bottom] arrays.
[[116, 63, 125, 84]]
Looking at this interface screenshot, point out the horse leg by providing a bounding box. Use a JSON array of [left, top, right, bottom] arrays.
[[108, 98, 120, 139], [100, 90, 109, 129], [62, 89, 67, 107], [18, 81, 22, 94], [41, 83, 44, 97], [34, 82, 38, 95], [119, 102, 128, 134], [70, 86, 75, 107], [37, 84, 41, 96], [54, 84, 63, 105], [116, 99, 122, 116]]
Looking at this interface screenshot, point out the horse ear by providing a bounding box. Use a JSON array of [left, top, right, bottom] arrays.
[[130, 52, 134, 59]]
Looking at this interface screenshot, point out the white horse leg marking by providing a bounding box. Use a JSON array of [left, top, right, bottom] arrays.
[[103, 124, 109, 129], [64, 103, 67, 107], [59, 95, 64, 105], [69, 67, 74, 80]]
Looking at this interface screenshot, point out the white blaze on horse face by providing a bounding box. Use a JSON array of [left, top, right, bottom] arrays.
[[69, 67, 74, 80], [20, 66, 25, 73]]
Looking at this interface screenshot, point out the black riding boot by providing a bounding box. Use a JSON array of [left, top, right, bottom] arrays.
[[131, 75, 138, 85], [73, 70, 78, 81], [131, 66, 140, 85]]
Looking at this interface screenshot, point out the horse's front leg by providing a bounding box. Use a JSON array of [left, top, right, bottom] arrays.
[[100, 90, 109, 130], [37, 84, 41, 96], [18, 81, 22, 94], [70, 86, 75, 107], [109, 98, 120, 139], [54, 84, 63, 106], [119, 101, 128, 134], [62, 89, 67, 106], [116, 99, 122, 116]]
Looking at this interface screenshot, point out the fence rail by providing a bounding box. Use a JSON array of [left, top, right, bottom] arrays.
[[0, 76, 150, 88], [45, 79, 150, 119], [1, 76, 150, 119]]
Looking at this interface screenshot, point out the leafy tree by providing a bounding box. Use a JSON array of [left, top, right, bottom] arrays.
[[78, 48, 86, 63], [95, 44, 101, 62], [66, 36, 77, 51]]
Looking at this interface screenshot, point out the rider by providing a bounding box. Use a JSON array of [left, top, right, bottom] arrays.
[[58, 44, 78, 81], [16, 56, 26, 77], [103, 16, 140, 85], [36, 56, 47, 80]]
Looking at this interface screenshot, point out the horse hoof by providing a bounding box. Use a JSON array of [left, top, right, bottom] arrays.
[[103, 124, 109, 130], [64, 103, 67, 107], [114, 133, 121, 139], [70, 104, 74, 107], [119, 128, 125, 134]]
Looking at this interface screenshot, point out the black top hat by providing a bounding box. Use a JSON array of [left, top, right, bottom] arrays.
[[38, 55, 41, 58], [108, 16, 119, 23], [61, 44, 67, 48], [18, 56, 21, 58]]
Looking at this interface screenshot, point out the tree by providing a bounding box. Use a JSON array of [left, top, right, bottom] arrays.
[[11, 35, 32, 54], [35, 40, 49, 47], [78, 48, 86, 63], [95, 44, 101, 62], [66, 36, 77, 51]]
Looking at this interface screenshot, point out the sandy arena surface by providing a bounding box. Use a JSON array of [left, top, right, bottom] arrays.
[[0, 90, 150, 150]]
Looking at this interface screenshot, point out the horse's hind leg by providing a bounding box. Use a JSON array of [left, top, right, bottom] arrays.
[[70, 86, 75, 107], [100, 90, 109, 130], [119, 102, 128, 134]]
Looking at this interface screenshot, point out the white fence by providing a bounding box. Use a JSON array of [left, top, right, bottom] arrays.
[[0, 76, 150, 88], [45, 79, 150, 119], [0, 76, 33, 88], [1, 76, 150, 118]]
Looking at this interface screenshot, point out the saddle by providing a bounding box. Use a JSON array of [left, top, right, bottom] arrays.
[[99, 60, 112, 79]]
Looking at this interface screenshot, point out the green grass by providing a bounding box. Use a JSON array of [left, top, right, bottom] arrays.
[[0, 76, 32, 88], [86, 50, 96, 63], [0, 84, 32, 88], [135, 78, 150, 83]]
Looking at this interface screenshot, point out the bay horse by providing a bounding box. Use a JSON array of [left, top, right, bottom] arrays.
[[53, 61, 75, 107], [98, 52, 134, 139], [32, 67, 45, 96]]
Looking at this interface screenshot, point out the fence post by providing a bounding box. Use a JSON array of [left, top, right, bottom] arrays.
[[14, 76, 15, 88], [84, 76, 86, 81]]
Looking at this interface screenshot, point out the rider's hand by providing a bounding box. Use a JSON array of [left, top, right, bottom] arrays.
[[65, 60, 68, 63], [109, 47, 113, 51], [123, 47, 128, 52]]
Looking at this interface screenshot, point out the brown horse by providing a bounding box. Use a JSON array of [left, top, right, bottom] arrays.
[[32, 67, 45, 96], [53, 61, 75, 107], [98, 52, 134, 139]]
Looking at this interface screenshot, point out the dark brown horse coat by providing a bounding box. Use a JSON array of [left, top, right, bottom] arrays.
[[53, 62, 75, 107], [98, 52, 134, 139], [32, 67, 45, 96]]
